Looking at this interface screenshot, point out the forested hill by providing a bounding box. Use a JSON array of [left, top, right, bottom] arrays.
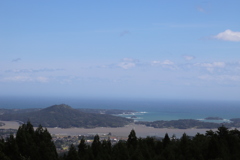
[[0, 104, 133, 128]]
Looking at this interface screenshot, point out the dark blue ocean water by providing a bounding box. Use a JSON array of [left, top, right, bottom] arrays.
[[1, 96, 240, 122]]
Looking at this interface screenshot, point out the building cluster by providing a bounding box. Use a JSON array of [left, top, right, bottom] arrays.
[[52, 133, 128, 153]]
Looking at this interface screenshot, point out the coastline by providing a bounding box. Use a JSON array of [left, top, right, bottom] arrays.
[[0, 121, 218, 138]]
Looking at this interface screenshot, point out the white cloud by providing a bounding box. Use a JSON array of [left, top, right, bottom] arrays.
[[196, 6, 206, 13], [213, 30, 240, 42], [36, 77, 49, 83], [200, 62, 225, 68], [162, 60, 174, 65], [151, 60, 174, 66], [152, 60, 174, 65], [195, 62, 225, 72], [3, 76, 33, 82], [1, 76, 49, 83], [118, 62, 136, 69], [118, 58, 138, 69], [151, 60, 177, 70], [183, 55, 195, 61], [5, 68, 64, 73], [151, 61, 161, 65]]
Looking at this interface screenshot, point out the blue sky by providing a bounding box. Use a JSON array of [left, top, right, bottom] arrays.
[[1, 0, 240, 100]]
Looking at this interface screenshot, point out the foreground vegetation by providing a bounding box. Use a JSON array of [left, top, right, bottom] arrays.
[[2, 122, 240, 160], [0, 121, 58, 160], [62, 127, 240, 160]]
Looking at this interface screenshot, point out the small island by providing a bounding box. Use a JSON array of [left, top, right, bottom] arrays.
[[130, 116, 138, 119], [204, 117, 224, 120]]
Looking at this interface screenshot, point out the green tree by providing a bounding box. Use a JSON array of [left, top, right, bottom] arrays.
[[16, 121, 37, 160], [191, 133, 207, 160], [163, 133, 170, 148], [127, 129, 138, 148], [34, 125, 58, 160], [91, 134, 101, 158], [66, 144, 80, 160], [14, 121, 58, 160], [4, 135, 20, 160], [112, 140, 129, 160], [207, 132, 220, 159], [217, 125, 229, 138], [137, 138, 152, 160], [101, 138, 112, 159], [179, 133, 191, 159], [78, 137, 87, 159], [0, 139, 10, 160]]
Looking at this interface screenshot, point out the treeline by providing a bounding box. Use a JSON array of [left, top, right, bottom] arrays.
[[2, 122, 240, 160], [63, 127, 240, 160]]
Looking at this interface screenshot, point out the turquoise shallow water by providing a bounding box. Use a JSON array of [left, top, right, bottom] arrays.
[[118, 101, 240, 122], [1, 97, 240, 122]]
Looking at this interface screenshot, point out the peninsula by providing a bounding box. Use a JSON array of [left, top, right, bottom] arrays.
[[1, 104, 240, 130]]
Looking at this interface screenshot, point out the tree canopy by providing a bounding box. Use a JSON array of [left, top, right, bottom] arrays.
[[1, 121, 58, 160], [2, 122, 240, 160]]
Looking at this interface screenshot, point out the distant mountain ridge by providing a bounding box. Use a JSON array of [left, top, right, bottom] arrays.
[[0, 104, 133, 128]]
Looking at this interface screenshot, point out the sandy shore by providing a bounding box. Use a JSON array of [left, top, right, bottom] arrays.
[[0, 121, 21, 129], [0, 121, 217, 138]]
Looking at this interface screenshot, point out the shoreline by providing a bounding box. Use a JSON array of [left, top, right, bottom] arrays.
[[0, 121, 220, 138]]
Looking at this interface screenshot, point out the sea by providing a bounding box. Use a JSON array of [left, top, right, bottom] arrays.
[[1, 96, 240, 123]]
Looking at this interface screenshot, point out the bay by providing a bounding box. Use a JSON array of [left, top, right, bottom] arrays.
[[1, 96, 240, 122]]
